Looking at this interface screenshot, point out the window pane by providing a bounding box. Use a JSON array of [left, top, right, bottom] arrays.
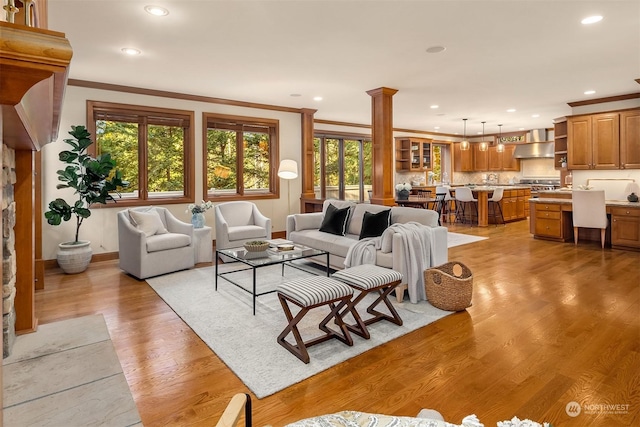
[[147, 124, 185, 196], [313, 137, 321, 198], [344, 139, 360, 201], [95, 120, 139, 195], [243, 131, 270, 192], [207, 129, 237, 194], [324, 138, 340, 200], [362, 141, 373, 201]]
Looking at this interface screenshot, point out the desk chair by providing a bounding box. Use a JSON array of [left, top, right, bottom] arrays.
[[572, 189, 607, 248]]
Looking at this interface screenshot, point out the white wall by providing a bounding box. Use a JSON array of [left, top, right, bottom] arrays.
[[42, 86, 302, 260]]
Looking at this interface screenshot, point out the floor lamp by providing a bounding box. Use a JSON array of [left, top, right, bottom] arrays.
[[278, 159, 298, 213]]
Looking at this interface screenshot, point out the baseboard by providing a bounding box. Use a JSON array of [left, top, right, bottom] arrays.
[[43, 231, 288, 270], [43, 252, 119, 270]]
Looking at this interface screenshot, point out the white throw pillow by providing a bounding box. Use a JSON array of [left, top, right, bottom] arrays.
[[128, 209, 168, 237]]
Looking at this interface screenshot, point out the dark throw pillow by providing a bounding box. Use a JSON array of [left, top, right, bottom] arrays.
[[319, 203, 351, 236], [359, 209, 391, 239]]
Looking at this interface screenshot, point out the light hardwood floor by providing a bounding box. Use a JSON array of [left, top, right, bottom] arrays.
[[36, 220, 639, 427]]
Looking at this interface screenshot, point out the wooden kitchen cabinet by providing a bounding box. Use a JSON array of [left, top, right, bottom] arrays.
[[533, 203, 563, 239], [620, 109, 640, 169], [454, 143, 474, 172], [501, 190, 516, 221], [567, 108, 639, 170], [592, 113, 620, 169], [488, 145, 520, 171], [568, 115, 593, 169], [395, 137, 431, 171], [611, 207, 640, 249], [473, 144, 488, 171]]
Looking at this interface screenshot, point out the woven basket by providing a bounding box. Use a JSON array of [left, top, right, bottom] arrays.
[[424, 261, 473, 311], [243, 241, 269, 252]]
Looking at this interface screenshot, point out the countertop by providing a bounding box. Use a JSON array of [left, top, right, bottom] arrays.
[[412, 184, 531, 190], [529, 198, 640, 208]]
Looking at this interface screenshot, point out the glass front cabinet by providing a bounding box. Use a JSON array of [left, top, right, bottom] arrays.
[[396, 137, 432, 171]]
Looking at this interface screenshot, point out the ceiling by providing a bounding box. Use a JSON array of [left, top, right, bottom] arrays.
[[48, 0, 640, 136]]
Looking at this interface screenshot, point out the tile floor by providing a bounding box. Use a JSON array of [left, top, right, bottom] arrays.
[[3, 314, 142, 426]]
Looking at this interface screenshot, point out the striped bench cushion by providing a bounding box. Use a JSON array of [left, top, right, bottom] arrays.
[[277, 277, 353, 307], [332, 265, 403, 290]]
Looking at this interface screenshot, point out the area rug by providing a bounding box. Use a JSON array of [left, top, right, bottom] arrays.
[[146, 264, 452, 399], [447, 232, 488, 248], [2, 314, 142, 426]]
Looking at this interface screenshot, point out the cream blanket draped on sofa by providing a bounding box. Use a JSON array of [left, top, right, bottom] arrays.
[[345, 222, 435, 303]]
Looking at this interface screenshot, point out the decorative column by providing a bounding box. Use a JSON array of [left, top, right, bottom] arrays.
[[366, 87, 398, 206], [299, 108, 317, 212]]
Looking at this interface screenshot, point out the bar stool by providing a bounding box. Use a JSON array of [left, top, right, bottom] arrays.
[[454, 187, 478, 225], [488, 187, 505, 226], [276, 276, 361, 363], [434, 186, 454, 224]]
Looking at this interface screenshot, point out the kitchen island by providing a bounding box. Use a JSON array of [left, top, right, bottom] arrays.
[[446, 185, 532, 227]]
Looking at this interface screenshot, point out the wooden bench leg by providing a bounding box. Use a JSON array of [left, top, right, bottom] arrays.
[[276, 293, 354, 364], [341, 280, 403, 339]]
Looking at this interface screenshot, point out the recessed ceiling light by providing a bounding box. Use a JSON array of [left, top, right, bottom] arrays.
[[426, 46, 446, 54], [584, 90, 596, 95], [519, 128, 525, 131], [581, 15, 603, 25], [290, 93, 302, 97], [434, 126, 440, 130], [430, 105, 439, 109], [532, 114, 540, 118], [121, 47, 141, 56], [507, 108, 516, 113], [313, 96, 323, 101], [145, 5, 169, 16]]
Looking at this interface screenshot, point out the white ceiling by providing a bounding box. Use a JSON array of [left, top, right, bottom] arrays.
[[48, 0, 640, 136]]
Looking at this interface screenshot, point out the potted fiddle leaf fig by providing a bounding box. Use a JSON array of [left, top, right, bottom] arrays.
[[45, 125, 129, 273]]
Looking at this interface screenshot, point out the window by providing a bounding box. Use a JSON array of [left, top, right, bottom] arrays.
[[87, 101, 195, 206], [203, 113, 279, 200], [314, 133, 372, 202], [431, 143, 451, 183]]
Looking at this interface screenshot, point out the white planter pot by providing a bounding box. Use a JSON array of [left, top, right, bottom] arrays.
[[57, 241, 92, 274]]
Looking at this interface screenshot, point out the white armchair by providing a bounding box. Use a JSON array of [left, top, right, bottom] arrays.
[[117, 207, 195, 279], [214, 202, 272, 253]]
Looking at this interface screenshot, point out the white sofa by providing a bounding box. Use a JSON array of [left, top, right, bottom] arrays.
[[286, 200, 448, 302]]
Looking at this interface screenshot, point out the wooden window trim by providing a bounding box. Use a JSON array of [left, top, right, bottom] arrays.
[[203, 112, 280, 202], [86, 100, 196, 208], [314, 132, 372, 202]]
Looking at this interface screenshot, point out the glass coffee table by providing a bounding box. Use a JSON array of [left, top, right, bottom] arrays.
[[215, 245, 330, 315]]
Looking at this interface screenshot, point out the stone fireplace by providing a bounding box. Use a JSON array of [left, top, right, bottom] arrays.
[[2, 144, 17, 357]]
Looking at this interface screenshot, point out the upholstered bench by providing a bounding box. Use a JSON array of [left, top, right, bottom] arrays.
[[276, 277, 361, 364], [331, 264, 403, 339]]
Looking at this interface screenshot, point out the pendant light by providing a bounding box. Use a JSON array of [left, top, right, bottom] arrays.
[[460, 118, 470, 151], [496, 124, 505, 153], [479, 121, 488, 151]]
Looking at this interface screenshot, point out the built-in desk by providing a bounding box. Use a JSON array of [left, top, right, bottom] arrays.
[[529, 198, 640, 251]]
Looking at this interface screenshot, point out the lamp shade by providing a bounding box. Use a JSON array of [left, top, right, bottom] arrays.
[[278, 159, 298, 179], [625, 182, 640, 194]]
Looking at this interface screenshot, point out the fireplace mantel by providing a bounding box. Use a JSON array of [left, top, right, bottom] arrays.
[[0, 22, 72, 150]]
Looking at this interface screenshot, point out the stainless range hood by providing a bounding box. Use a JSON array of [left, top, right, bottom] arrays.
[[513, 129, 555, 158], [513, 142, 555, 159]]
